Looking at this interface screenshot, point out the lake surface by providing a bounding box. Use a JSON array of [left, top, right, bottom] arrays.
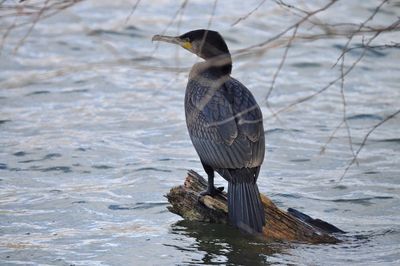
[[1, 0, 399, 265]]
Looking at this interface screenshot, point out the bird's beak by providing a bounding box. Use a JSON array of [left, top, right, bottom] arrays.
[[152, 35, 180, 45], [152, 34, 193, 51]]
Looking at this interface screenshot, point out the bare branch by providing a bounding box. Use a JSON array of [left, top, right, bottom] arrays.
[[1, 0, 84, 54], [125, 0, 141, 24], [231, 0, 267, 27], [270, 17, 399, 120], [13, 0, 50, 54], [207, 0, 218, 29], [264, 25, 299, 133], [150, 0, 189, 54], [339, 109, 400, 181], [345, 42, 400, 52], [236, 0, 338, 54], [333, 0, 390, 68], [266, 25, 298, 101], [1, 0, 398, 183], [319, 120, 345, 155]]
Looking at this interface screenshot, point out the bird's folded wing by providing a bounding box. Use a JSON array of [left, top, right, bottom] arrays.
[[186, 78, 264, 169]]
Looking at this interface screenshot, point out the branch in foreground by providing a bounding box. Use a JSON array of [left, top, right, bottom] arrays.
[[0, 0, 84, 54], [340, 109, 400, 180]]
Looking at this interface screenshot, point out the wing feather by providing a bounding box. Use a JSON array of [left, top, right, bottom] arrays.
[[185, 76, 265, 170]]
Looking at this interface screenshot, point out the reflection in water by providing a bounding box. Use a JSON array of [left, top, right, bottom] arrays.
[[169, 220, 287, 265]]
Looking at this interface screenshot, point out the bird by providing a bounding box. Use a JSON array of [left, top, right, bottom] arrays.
[[152, 29, 265, 234]]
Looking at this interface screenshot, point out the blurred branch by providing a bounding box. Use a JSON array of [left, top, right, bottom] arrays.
[[318, 0, 393, 163], [339, 53, 357, 164], [266, 25, 298, 102], [0, 0, 84, 54], [236, 0, 338, 55], [333, 0, 389, 67], [264, 25, 298, 133], [230, 0, 398, 180], [339, 109, 400, 181], [1, 0, 399, 181], [150, 0, 188, 56], [345, 43, 400, 51], [231, 0, 267, 26], [125, 0, 141, 24], [13, 0, 50, 53]]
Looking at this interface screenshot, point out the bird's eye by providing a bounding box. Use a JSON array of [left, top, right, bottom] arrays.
[[181, 38, 193, 50]]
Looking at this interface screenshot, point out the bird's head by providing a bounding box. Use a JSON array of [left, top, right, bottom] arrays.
[[152, 29, 232, 74], [153, 29, 230, 60]]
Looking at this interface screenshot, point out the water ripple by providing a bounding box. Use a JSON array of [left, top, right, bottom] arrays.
[[108, 201, 169, 211]]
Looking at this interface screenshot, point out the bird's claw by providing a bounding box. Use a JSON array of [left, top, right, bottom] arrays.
[[199, 186, 224, 197]]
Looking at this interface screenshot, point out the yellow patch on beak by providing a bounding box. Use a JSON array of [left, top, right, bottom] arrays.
[[182, 41, 192, 50]]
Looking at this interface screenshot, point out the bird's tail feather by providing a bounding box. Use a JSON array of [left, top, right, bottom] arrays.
[[228, 180, 265, 234]]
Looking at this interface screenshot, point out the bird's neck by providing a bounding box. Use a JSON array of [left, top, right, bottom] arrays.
[[200, 53, 232, 77], [189, 60, 231, 89]]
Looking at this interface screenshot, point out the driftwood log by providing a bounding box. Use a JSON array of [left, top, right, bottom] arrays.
[[166, 170, 343, 244]]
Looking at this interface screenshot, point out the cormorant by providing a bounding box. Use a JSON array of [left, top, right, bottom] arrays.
[[152, 29, 265, 234]]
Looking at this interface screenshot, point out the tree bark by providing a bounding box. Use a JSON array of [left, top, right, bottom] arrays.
[[166, 170, 342, 244]]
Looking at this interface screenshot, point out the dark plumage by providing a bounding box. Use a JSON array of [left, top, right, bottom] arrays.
[[153, 29, 265, 234]]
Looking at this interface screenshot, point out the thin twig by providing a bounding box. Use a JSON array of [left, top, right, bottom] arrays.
[[150, 0, 188, 54], [339, 51, 357, 163], [264, 25, 299, 135], [345, 42, 400, 52], [236, 0, 338, 54], [207, 0, 218, 29], [13, 0, 50, 54], [270, 17, 398, 120], [1, 0, 83, 54], [319, 120, 345, 155], [266, 25, 298, 101], [231, 0, 267, 26], [318, 18, 400, 161], [125, 0, 141, 24], [339, 109, 400, 181], [332, 0, 389, 68]]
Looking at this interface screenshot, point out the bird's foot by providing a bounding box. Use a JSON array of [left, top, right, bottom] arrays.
[[199, 186, 224, 197]]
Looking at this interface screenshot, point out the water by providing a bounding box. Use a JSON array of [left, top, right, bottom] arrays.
[[1, 0, 399, 265]]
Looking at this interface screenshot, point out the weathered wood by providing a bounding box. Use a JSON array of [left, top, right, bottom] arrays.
[[166, 170, 341, 244]]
